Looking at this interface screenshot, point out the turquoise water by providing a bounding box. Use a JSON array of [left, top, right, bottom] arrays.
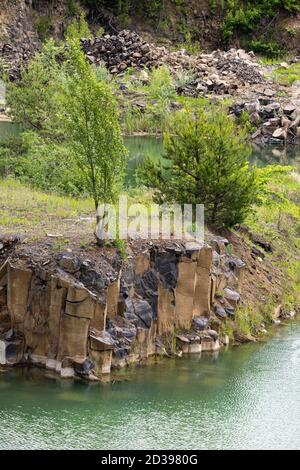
[[0, 319, 300, 450], [0, 126, 299, 182], [124, 136, 300, 186]]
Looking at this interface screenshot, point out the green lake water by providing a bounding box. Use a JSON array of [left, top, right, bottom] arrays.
[[1, 124, 299, 184], [124, 136, 300, 186], [0, 319, 300, 450]]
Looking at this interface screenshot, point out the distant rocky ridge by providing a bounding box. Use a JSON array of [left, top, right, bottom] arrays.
[[1, 29, 300, 142], [1, 29, 265, 92]]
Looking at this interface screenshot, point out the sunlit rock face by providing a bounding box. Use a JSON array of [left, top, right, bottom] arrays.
[[0, 235, 247, 380]]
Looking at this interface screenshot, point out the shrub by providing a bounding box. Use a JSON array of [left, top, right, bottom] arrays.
[[139, 106, 259, 227], [149, 66, 176, 101], [249, 40, 283, 58], [221, 0, 300, 45]]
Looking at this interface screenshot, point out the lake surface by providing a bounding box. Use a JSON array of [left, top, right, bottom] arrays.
[[124, 136, 300, 186], [0, 319, 300, 450], [1, 124, 299, 178]]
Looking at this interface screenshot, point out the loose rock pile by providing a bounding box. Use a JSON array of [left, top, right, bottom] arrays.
[[1, 29, 265, 93], [81, 30, 265, 96], [230, 90, 300, 144]]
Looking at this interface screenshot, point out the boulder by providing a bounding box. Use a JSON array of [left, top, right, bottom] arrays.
[[224, 288, 240, 307], [58, 253, 81, 274], [283, 104, 296, 115], [272, 128, 287, 140], [133, 299, 154, 329], [192, 316, 209, 331], [215, 306, 227, 319], [245, 100, 260, 114]]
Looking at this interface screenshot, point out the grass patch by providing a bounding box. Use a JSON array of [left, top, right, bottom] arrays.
[[0, 178, 94, 232], [273, 62, 300, 86], [245, 168, 300, 311]]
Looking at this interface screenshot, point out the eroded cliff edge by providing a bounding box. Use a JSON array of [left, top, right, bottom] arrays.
[[0, 232, 295, 381]]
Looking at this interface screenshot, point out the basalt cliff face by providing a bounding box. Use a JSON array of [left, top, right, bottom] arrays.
[[0, 235, 252, 380]]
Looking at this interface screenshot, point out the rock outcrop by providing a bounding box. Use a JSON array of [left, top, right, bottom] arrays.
[[0, 236, 250, 379]]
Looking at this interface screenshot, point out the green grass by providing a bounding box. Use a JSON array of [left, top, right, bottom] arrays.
[[0, 178, 94, 232], [273, 63, 300, 86], [245, 168, 300, 309]]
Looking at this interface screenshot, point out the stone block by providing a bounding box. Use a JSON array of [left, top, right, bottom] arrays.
[[7, 264, 32, 326], [157, 283, 175, 335], [175, 258, 197, 329], [65, 286, 95, 319]]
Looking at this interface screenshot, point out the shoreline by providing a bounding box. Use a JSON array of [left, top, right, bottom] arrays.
[[1, 313, 298, 384], [0, 226, 298, 382]]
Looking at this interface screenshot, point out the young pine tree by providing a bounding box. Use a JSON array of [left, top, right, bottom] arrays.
[[60, 37, 127, 239], [139, 107, 258, 228]]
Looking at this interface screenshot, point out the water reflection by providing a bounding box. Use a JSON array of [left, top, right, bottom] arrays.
[[125, 136, 300, 187], [0, 320, 300, 449]]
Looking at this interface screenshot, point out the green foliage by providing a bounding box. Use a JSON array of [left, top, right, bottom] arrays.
[[245, 167, 300, 311], [81, 0, 163, 20], [13, 132, 86, 196], [1, 39, 86, 195], [0, 138, 24, 178], [60, 36, 127, 214], [139, 106, 259, 227], [174, 70, 197, 90], [33, 16, 52, 42], [115, 238, 127, 260], [94, 64, 111, 83], [66, 0, 81, 16], [3, 24, 127, 209], [5, 39, 63, 136], [236, 110, 255, 134], [209, 0, 217, 12], [123, 101, 177, 135], [287, 27, 297, 37], [249, 40, 283, 58], [65, 12, 92, 40], [221, 0, 300, 46], [273, 62, 300, 85], [234, 305, 264, 337], [96, 26, 105, 37], [149, 66, 176, 101]]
